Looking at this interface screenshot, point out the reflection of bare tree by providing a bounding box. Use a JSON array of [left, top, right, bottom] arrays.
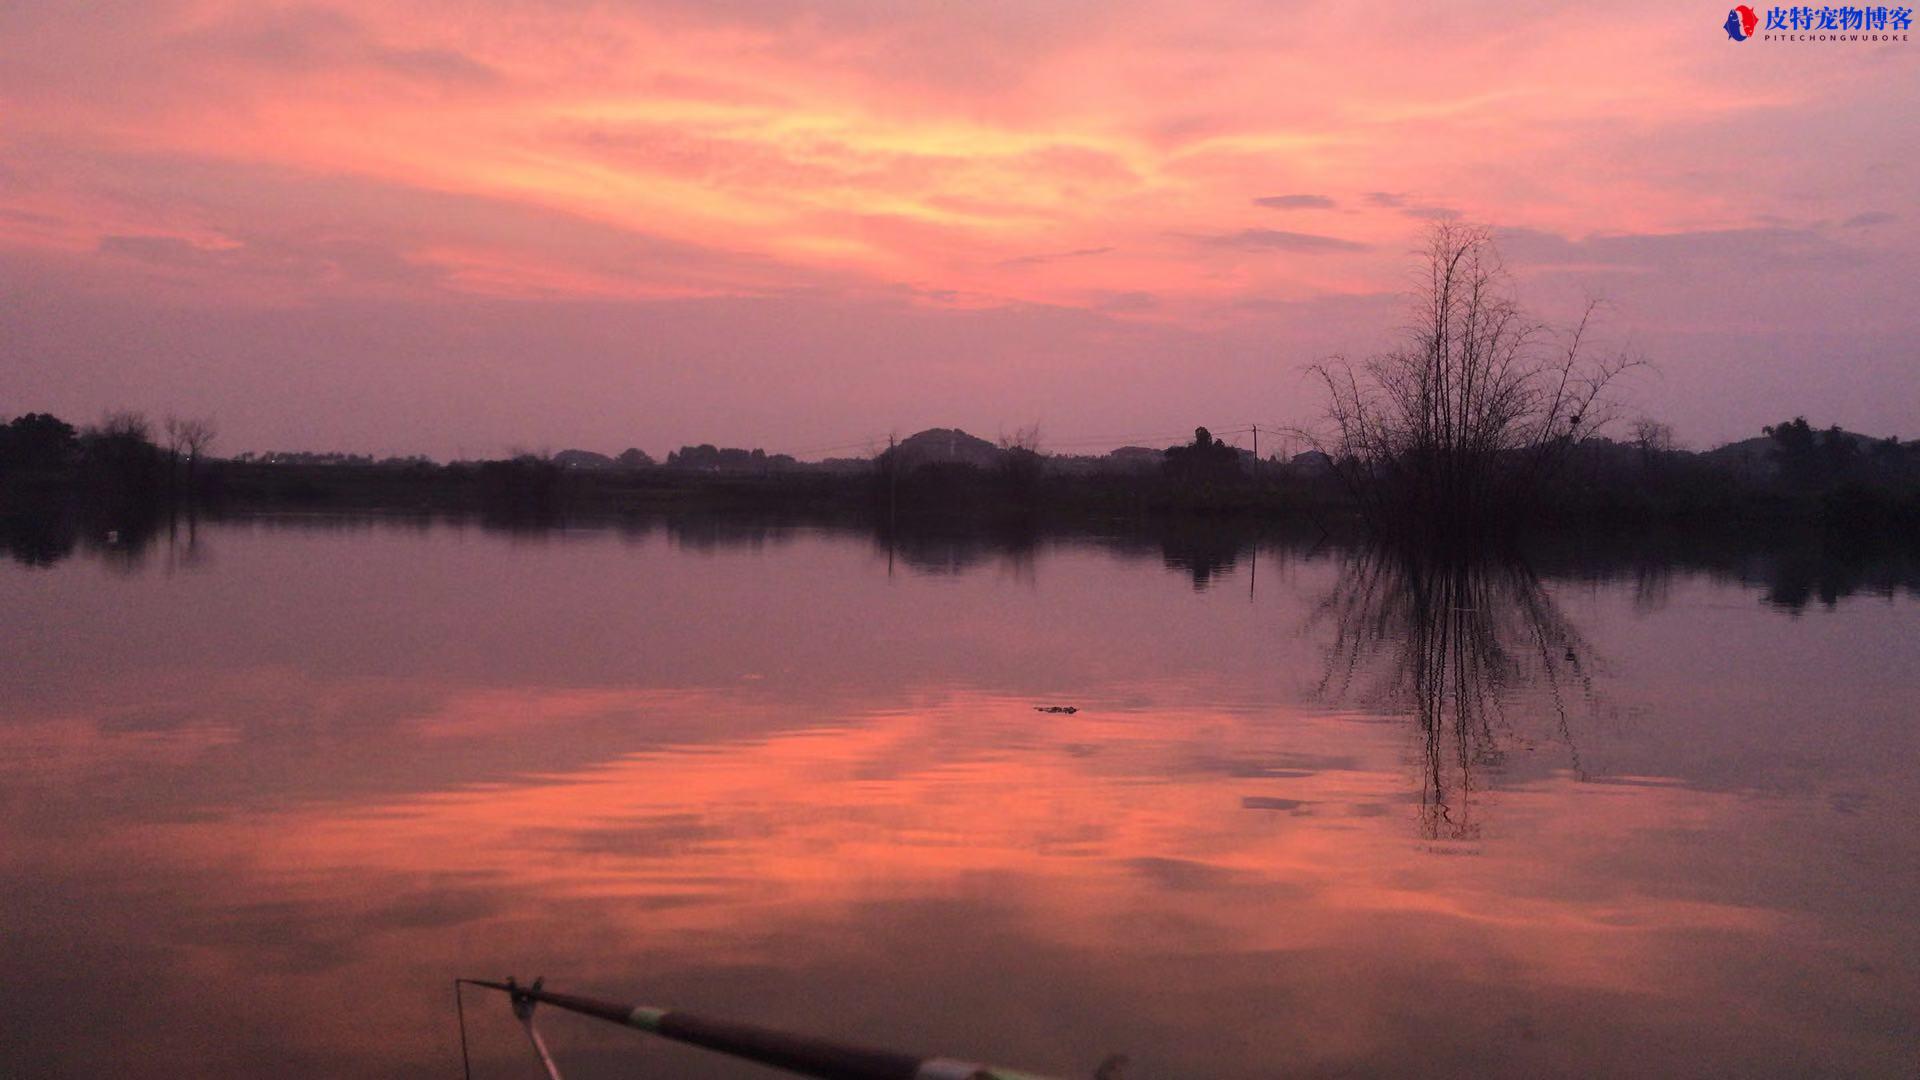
[[1313, 545, 1597, 842], [164, 508, 212, 575]]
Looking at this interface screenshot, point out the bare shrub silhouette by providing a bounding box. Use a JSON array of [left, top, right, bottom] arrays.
[[1309, 222, 1640, 537], [164, 415, 218, 489]]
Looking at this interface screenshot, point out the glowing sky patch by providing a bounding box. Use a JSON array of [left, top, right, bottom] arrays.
[[0, 0, 1914, 454]]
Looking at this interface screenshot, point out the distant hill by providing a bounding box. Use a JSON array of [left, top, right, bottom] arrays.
[[1289, 449, 1333, 473], [553, 449, 614, 469], [1699, 435, 1780, 478], [1105, 446, 1166, 472], [890, 428, 1004, 469]]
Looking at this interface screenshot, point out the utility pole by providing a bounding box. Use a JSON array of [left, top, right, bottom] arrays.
[[887, 432, 898, 579]]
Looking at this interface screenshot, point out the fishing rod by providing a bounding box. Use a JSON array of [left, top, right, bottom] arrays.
[[455, 976, 1071, 1080]]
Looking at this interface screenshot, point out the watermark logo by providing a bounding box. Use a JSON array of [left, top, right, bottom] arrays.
[[1726, 5, 1913, 41]]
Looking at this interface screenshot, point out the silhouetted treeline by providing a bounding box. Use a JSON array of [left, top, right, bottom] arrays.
[[1538, 416, 1920, 531], [0, 410, 220, 546], [230, 450, 435, 467], [5, 407, 1917, 538], [666, 444, 799, 470]]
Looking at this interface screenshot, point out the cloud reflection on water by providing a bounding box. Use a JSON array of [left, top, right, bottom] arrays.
[[1, 518, 1916, 1077]]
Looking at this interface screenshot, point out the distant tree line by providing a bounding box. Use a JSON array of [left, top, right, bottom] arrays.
[[1760, 417, 1916, 488], [5, 386, 1914, 536], [230, 450, 435, 468], [664, 445, 798, 471], [0, 409, 219, 502]]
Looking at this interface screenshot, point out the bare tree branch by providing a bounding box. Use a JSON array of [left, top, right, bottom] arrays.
[[1301, 223, 1640, 536]]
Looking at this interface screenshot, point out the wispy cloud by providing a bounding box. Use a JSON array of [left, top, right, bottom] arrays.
[[997, 246, 1115, 268], [1192, 228, 1369, 253], [176, 7, 502, 86], [98, 231, 441, 288], [1254, 195, 1336, 210], [0, 0, 1915, 450]]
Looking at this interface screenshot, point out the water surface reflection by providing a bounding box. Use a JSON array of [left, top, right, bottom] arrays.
[[2, 516, 1916, 1078], [1313, 547, 1601, 844]]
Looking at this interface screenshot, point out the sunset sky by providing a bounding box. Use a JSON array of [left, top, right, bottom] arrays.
[[1, 0, 1914, 458]]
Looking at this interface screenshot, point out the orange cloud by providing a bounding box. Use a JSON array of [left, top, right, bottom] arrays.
[[2, 0, 1914, 452], [3, 0, 1901, 318]]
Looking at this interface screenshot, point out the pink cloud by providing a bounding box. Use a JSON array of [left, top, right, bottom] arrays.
[[0, 0, 1913, 452]]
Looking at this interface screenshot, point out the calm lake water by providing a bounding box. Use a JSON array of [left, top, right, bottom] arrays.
[[3, 516, 1917, 1078]]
